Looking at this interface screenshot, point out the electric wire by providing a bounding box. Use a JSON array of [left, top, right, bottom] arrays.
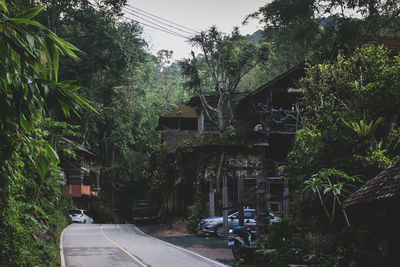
[[121, 15, 189, 39], [123, 5, 196, 36], [126, 3, 200, 34], [87, 1, 193, 39], [122, 16, 189, 39], [122, 8, 190, 39], [122, 7, 194, 35]]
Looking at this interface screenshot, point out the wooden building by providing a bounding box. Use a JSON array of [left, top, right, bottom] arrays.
[[60, 137, 101, 209], [153, 62, 306, 234]]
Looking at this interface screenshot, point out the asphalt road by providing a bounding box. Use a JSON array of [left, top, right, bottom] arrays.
[[61, 224, 227, 267]]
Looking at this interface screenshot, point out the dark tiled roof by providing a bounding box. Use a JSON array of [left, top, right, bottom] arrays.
[[344, 160, 400, 207], [161, 105, 197, 118], [245, 61, 308, 99], [61, 136, 96, 156], [187, 92, 248, 107], [370, 36, 400, 50]]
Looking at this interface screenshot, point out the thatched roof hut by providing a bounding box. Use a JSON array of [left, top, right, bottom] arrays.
[[344, 160, 400, 208]]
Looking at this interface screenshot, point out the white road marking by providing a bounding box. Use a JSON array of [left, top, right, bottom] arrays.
[[59, 225, 68, 267]]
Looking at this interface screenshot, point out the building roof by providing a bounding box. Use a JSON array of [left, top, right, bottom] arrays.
[[245, 61, 307, 99], [187, 92, 249, 108], [61, 136, 96, 157], [370, 36, 400, 50], [344, 160, 400, 207], [161, 105, 198, 118]]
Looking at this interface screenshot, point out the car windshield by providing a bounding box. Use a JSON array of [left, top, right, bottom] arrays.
[[244, 211, 254, 219], [70, 210, 82, 215]]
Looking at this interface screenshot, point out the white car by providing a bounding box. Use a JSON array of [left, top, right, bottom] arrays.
[[69, 209, 94, 224]]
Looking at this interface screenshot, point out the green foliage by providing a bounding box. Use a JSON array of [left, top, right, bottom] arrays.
[[186, 204, 203, 233], [303, 168, 360, 226], [255, 218, 307, 266], [34, 0, 191, 221], [343, 117, 383, 139], [287, 45, 400, 183], [0, 2, 90, 265], [247, 0, 400, 62], [274, 45, 400, 266]]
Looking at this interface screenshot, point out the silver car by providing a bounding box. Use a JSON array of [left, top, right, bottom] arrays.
[[198, 209, 280, 237], [198, 209, 257, 237], [69, 209, 94, 224]]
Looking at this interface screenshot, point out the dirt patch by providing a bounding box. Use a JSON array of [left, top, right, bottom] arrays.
[[147, 218, 192, 238]]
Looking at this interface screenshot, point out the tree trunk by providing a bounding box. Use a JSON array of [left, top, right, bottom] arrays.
[[215, 151, 225, 214], [222, 172, 229, 237], [217, 99, 224, 133]]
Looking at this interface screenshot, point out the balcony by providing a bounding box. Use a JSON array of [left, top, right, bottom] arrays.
[[63, 184, 91, 198]]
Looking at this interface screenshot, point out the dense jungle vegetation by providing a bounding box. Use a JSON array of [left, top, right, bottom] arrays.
[[1, 0, 400, 265]]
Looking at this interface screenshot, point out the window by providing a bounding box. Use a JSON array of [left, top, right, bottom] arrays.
[[269, 202, 281, 213], [244, 211, 255, 219]]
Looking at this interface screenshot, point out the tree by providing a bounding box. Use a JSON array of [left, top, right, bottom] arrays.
[[246, 0, 400, 62], [0, 1, 94, 264], [0, 1, 93, 179], [279, 45, 400, 265], [180, 26, 263, 132]]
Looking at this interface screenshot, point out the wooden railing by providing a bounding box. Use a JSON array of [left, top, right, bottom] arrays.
[[63, 184, 91, 198]]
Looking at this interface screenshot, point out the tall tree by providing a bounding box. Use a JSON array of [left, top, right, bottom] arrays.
[[0, 1, 94, 264], [247, 0, 400, 62], [180, 26, 263, 132]]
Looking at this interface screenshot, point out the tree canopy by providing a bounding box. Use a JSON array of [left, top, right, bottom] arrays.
[[246, 0, 400, 62], [180, 26, 265, 132]]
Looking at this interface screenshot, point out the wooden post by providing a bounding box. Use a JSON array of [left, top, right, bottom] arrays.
[[209, 172, 215, 217], [256, 146, 267, 238], [222, 172, 229, 237], [237, 169, 244, 226], [283, 178, 289, 216]]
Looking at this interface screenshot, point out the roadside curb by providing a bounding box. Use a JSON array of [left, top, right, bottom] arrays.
[[133, 225, 228, 267], [59, 224, 70, 267]]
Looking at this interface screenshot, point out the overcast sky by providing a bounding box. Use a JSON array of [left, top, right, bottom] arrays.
[[124, 0, 268, 61]]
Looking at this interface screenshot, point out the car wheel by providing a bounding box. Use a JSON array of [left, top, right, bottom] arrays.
[[215, 225, 224, 237], [84, 219, 86, 224]]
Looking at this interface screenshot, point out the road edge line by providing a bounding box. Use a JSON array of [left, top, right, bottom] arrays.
[[59, 224, 70, 267], [132, 225, 228, 267]]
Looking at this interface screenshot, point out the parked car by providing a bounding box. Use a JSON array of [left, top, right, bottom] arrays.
[[198, 209, 280, 237], [132, 200, 158, 224], [69, 209, 94, 224]]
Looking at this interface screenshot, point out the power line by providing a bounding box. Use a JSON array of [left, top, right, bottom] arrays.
[[123, 5, 195, 36], [86, 1, 191, 40], [122, 8, 190, 38], [126, 3, 200, 34], [121, 15, 189, 39], [122, 9, 190, 39], [122, 16, 189, 39]]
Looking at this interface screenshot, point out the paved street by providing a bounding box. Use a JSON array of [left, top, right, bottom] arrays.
[[61, 224, 227, 267]]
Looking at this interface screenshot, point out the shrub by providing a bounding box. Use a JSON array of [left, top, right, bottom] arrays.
[[186, 205, 203, 233]]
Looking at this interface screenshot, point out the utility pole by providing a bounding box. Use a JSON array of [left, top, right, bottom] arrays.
[[237, 168, 244, 227]]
